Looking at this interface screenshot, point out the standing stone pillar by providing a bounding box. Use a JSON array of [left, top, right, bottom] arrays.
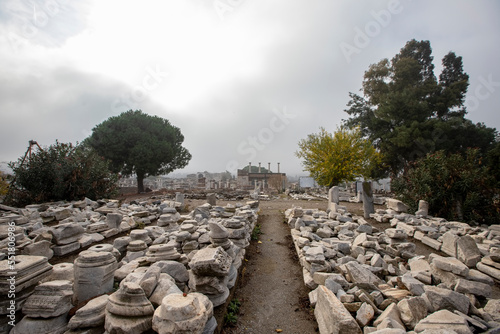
[[415, 200, 429, 217], [362, 181, 374, 219], [328, 186, 339, 212], [206, 193, 216, 206], [175, 192, 185, 210], [73, 251, 118, 305]]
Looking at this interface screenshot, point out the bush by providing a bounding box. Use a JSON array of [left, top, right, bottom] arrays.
[[0, 171, 9, 198], [6, 141, 118, 206], [392, 148, 500, 225]]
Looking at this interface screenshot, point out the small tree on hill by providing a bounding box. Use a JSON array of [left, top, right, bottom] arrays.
[[85, 110, 192, 193], [295, 127, 383, 187]]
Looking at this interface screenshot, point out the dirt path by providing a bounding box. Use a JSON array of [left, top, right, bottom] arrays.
[[224, 199, 325, 334]]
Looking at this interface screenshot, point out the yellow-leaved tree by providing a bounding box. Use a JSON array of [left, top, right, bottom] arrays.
[[295, 126, 383, 187]]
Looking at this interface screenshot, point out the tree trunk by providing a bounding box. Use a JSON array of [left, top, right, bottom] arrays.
[[137, 173, 145, 193]]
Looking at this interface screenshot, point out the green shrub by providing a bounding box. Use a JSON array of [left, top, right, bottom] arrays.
[[0, 171, 9, 197], [392, 148, 500, 225], [224, 299, 241, 327], [251, 224, 262, 240], [6, 141, 118, 206]]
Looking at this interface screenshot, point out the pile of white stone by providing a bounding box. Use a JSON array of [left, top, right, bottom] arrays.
[[0, 197, 258, 334], [285, 199, 500, 334]]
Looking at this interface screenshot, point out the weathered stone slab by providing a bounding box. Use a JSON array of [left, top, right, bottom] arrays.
[[188, 246, 231, 277], [373, 303, 405, 330], [484, 299, 500, 322], [314, 285, 361, 334], [431, 255, 469, 276], [414, 310, 472, 334], [345, 261, 383, 285], [0, 255, 52, 293], [454, 278, 492, 298], [22, 280, 73, 318], [441, 232, 459, 257], [421, 236, 442, 250], [456, 235, 481, 267], [67, 294, 108, 330], [401, 273, 425, 296], [386, 199, 408, 213], [397, 296, 427, 329], [356, 302, 375, 327], [423, 285, 469, 314], [476, 262, 500, 281], [10, 313, 68, 334], [53, 241, 80, 256], [49, 222, 85, 245]]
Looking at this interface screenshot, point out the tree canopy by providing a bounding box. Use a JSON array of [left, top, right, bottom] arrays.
[[295, 127, 382, 187], [85, 110, 191, 193], [344, 39, 496, 174]]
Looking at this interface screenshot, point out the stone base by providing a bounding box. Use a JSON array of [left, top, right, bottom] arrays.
[[10, 313, 68, 334]]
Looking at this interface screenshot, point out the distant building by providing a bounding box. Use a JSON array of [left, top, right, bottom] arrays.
[[236, 162, 287, 192]]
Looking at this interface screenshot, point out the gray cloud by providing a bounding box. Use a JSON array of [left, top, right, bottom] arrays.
[[1, 0, 499, 178]]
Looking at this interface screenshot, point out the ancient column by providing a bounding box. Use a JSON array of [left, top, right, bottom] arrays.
[[73, 250, 117, 305], [362, 181, 374, 219], [328, 186, 339, 212]]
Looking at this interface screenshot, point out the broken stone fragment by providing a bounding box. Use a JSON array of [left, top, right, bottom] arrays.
[[397, 296, 427, 329], [67, 294, 108, 330], [22, 280, 73, 318], [422, 285, 470, 315], [152, 292, 213, 334], [373, 302, 405, 330], [10, 313, 68, 334], [49, 222, 85, 245], [105, 282, 154, 333], [344, 261, 383, 286], [430, 254, 469, 276], [414, 309, 472, 334], [314, 285, 362, 334], [188, 246, 231, 277], [356, 302, 375, 327], [149, 273, 182, 307]]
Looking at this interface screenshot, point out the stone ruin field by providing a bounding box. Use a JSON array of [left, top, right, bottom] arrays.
[[0, 189, 499, 334]]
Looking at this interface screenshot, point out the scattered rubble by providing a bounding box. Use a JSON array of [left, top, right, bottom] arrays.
[[0, 196, 259, 333], [286, 196, 500, 333]]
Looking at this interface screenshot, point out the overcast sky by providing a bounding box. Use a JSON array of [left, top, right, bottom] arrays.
[[1, 0, 499, 177]]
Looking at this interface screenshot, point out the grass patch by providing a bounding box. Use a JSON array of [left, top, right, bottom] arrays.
[[224, 298, 242, 327], [251, 224, 262, 240]]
